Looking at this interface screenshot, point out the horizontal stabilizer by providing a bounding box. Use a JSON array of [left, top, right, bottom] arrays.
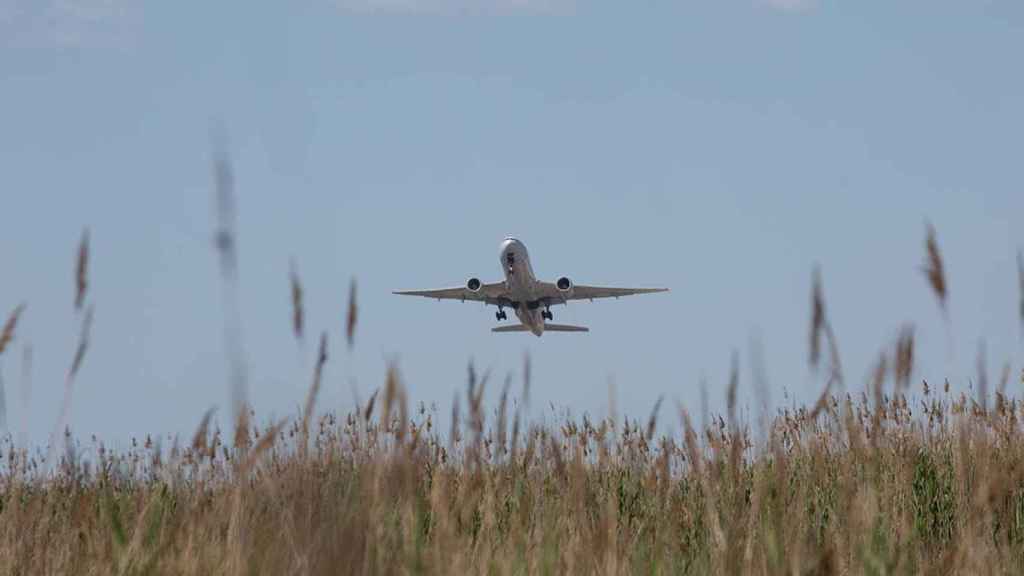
[[544, 324, 589, 332], [491, 324, 589, 333], [491, 325, 530, 333]]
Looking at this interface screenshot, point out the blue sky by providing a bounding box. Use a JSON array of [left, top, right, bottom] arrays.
[[1, 1, 1023, 447]]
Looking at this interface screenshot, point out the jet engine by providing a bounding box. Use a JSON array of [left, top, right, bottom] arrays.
[[466, 278, 482, 292], [556, 276, 573, 293]]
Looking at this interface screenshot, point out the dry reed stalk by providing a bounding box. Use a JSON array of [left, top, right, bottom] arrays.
[[809, 267, 846, 386], [645, 395, 663, 443], [191, 407, 217, 454], [46, 304, 94, 472], [726, 351, 739, 430], [211, 137, 249, 451], [382, 363, 399, 432], [724, 365, 745, 486], [679, 405, 725, 557], [923, 222, 948, 315], [808, 375, 833, 421], [363, 389, 378, 422], [976, 340, 988, 414], [227, 417, 289, 575], [894, 324, 914, 392], [239, 418, 288, 475], [212, 139, 237, 277], [301, 332, 328, 453], [810, 266, 826, 368], [396, 378, 409, 445], [509, 403, 521, 463], [346, 278, 357, 350], [825, 323, 845, 388], [510, 355, 530, 461], [807, 269, 844, 424], [68, 305, 94, 382], [18, 343, 32, 448], [1018, 249, 1024, 329], [698, 377, 709, 432], [466, 364, 487, 441], [870, 352, 887, 439], [0, 303, 26, 356], [998, 362, 1011, 398], [289, 259, 303, 342], [496, 378, 510, 457], [74, 228, 89, 311], [448, 390, 460, 452]]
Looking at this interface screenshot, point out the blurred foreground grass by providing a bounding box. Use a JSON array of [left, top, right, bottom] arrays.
[[3, 369, 1024, 575]]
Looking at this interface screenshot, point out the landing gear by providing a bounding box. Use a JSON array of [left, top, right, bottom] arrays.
[[496, 309, 508, 321], [542, 308, 553, 321]]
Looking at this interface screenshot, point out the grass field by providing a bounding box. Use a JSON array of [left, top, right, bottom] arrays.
[[2, 180, 1023, 574], [3, 359, 1024, 574]]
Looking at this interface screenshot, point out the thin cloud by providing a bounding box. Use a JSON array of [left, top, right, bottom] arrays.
[[0, 0, 139, 50], [761, 0, 816, 12], [333, 0, 573, 14]]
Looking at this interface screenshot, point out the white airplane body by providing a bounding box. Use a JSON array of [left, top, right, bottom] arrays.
[[394, 238, 668, 336]]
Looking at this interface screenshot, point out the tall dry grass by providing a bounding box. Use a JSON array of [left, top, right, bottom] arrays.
[[4, 363, 1024, 574], [2, 158, 1024, 574]]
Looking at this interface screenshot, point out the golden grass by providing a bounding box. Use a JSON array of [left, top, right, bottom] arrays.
[[2, 263, 1022, 576], [3, 159, 1024, 574], [11, 374, 1024, 574]]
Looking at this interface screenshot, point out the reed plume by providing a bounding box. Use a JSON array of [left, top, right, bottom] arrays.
[[923, 222, 948, 315], [289, 258, 304, 342], [0, 303, 25, 357], [346, 277, 358, 350]]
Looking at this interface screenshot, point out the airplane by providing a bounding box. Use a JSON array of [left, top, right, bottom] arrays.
[[393, 237, 668, 336]]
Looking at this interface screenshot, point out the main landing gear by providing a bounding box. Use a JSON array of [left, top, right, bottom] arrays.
[[496, 308, 508, 321], [542, 307, 553, 321]]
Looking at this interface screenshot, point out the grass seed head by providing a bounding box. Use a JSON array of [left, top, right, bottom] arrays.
[[0, 303, 26, 357], [364, 389, 378, 422], [810, 266, 825, 368], [75, 228, 89, 311], [289, 259, 304, 341], [894, 325, 915, 392], [346, 277, 358, 350], [191, 407, 217, 454], [646, 395, 664, 442], [212, 139, 237, 277], [924, 222, 948, 314]]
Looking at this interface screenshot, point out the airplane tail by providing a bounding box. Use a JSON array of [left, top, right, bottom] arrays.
[[491, 324, 589, 333]]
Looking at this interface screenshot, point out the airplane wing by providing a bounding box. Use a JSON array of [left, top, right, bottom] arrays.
[[393, 281, 510, 306], [536, 283, 668, 305]]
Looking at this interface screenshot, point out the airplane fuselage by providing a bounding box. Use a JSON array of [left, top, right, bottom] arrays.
[[500, 238, 548, 336]]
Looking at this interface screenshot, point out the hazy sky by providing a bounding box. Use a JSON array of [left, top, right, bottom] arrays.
[[2, 1, 1023, 448]]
